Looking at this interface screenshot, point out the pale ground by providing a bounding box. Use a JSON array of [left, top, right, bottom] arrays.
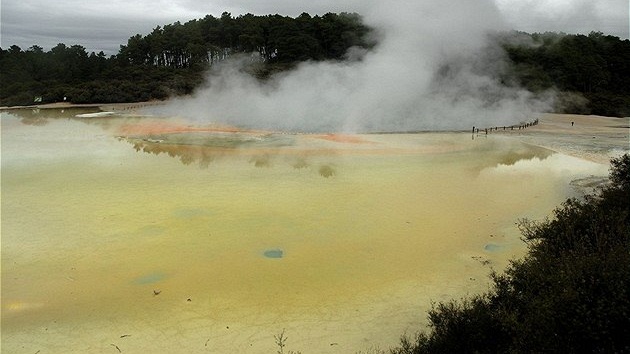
[[1, 101, 162, 111], [494, 113, 630, 164], [486, 113, 629, 195], [1, 110, 628, 354]]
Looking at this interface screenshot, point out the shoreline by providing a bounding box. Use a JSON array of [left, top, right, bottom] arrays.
[[492, 113, 630, 164], [0, 100, 165, 112], [3, 103, 627, 165], [3, 104, 628, 163]]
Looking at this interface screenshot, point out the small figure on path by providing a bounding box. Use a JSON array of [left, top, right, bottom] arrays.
[[571, 121, 574, 126]]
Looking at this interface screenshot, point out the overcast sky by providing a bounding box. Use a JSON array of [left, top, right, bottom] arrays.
[[1, 0, 628, 54]]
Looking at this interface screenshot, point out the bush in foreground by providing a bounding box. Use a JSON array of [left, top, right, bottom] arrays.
[[393, 154, 630, 353]]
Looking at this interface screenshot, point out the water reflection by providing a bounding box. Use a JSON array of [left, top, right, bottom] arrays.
[[4, 106, 102, 123], [127, 131, 295, 148], [129, 139, 219, 167], [123, 128, 554, 174], [4, 108, 555, 173], [318, 164, 336, 177], [128, 138, 320, 171], [480, 153, 609, 197], [493, 145, 554, 167], [13, 109, 50, 126]]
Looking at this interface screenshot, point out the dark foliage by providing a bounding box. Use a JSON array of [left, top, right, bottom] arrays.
[[392, 154, 630, 354], [0, 12, 372, 106], [501, 31, 630, 117]]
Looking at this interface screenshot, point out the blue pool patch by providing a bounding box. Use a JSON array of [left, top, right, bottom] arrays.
[[134, 272, 166, 285], [263, 249, 284, 259], [484, 243, 503, 252]]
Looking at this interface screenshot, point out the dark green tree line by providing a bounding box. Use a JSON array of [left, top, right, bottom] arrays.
[[114, 11, 372, 69], [0, 12, 371, 106]]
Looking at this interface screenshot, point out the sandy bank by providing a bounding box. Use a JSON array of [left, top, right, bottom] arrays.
[[493, 113, 629, 164]]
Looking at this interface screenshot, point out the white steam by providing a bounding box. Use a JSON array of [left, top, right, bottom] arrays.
[[158, 0, 553, 132]]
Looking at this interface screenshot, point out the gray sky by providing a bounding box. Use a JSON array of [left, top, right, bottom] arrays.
[[1, 0, 628, 54]]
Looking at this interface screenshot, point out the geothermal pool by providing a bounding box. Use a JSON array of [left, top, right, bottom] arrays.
[[1, 109, 608, 353]]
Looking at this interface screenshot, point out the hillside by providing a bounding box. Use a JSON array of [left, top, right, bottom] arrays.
[[1, 13, 629, 117]]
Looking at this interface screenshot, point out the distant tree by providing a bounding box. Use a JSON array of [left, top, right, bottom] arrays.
[[2, 15, 627, 111]]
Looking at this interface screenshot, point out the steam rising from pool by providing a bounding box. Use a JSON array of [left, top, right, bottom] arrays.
[[156, 0, 553, 133]]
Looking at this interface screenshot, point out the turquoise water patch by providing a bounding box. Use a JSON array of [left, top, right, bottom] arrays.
[[134, 272, 166, 285], [484, 243, 504, 252], [263, 249, 284, 259]]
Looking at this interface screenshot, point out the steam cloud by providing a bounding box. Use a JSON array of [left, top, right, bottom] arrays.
[[158, 0, 553, 133]]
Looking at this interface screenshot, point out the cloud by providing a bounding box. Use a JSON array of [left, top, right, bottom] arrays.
[[157, 0, 552, 133], [1, 0, 627, 54], [1, 0, 213, 53], [495, 0, 629, 38]]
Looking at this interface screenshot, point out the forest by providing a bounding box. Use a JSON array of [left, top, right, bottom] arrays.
[[0, 12, 371, 106], [1, 12, 629, 117]]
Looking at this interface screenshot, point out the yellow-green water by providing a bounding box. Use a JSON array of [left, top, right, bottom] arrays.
[[1, 110, 608, 353]]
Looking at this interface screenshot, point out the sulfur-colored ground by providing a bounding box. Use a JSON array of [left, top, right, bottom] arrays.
[[2, 109, 628, 353]]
